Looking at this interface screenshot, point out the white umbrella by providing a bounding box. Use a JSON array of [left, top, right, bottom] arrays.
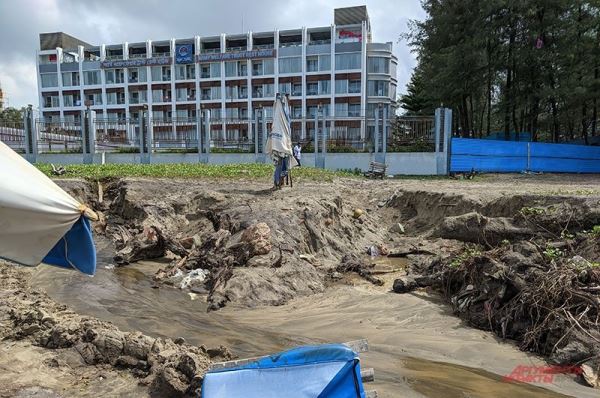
[[0, 141, 97, 275]]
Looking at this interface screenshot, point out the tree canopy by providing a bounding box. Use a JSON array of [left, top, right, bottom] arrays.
[[402, 0, 600, 143], [0, 107, 25, 125]]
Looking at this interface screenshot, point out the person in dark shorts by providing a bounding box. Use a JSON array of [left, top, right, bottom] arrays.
[[293, 142, 302, 167]]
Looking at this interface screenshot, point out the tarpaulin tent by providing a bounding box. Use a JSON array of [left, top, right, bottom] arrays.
[[202, 344, 366, 398], [0, 141, 97, 275]]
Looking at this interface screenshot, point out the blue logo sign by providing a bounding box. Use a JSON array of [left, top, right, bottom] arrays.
[[176, 44, 193, 64]]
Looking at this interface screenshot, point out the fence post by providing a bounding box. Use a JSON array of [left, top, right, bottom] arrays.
[[23, 105, 37, 163], [381, 106, 388, 164], [374, 108, 380, 156], [82, 109, 95, 164], [443, 108, 452, 175], [314, 113, 319, 156], [197, 109, 205, 163], [139, 109, 150, 164], [261, 113, 268, 164], [254, 111, 259, 158], [434, 108, 441, 154], [321, 116, 327, 157], [203, 110, 211, 163]]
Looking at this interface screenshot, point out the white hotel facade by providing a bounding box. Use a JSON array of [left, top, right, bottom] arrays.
[[36, 6, 397, 142]]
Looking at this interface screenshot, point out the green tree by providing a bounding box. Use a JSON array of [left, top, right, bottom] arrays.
[[0, 107, 25, 125]]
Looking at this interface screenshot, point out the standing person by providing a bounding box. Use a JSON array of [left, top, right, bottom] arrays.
[[293, 142, 302, 167]]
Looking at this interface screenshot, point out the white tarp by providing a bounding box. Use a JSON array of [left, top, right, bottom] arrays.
[[265, 96, 297, 167], [0, 141, 83, 266]]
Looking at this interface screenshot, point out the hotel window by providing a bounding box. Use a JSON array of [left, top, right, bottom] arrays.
[[152, 89, 163, 102], [367, 57, 390, 74], [367, 80, 389, 97], [279, 82, 291, 95], [43, 95, 60, 108], [210, 63, 221, 78], [85, 93, 103, 105], [252, 60, 263, 76], [61, 72, 80, 86], [106, 92, 117, 105], [252, 59, 274, 76], [176, 109, 189, 119], [151, 67, 161, 82], [335, 79, 348, 94], [292, 106, 302, 119], [176, 65, 187, 80], [176, 65, 195, 80], [176, 88, 188, 101], [62, 94, 81, 107], [279, 57, 301, 74], [106, 69, 124, 84], [318, 80, 330, 95], [306, 57, 318, 72], [349, 104, 361, 117], [335, 103, 348, 117], [292, 83, 302, 96], [263, 106, 273, 118], [161, 66, 171, 81], [335, 53, 361, 70], [225, 61, 237, 77], [83, 70, 100, 85], [319, 55, 331, 71], [238, 62, 247, 76], [128, 67, 147, 83], [263, 59, 274, 74], [40, 73, 58, 88], [349, 80, 361, 93], [129, 90, 146, 104], [306, 82, 318, 96], [210, 109, 222, 119]]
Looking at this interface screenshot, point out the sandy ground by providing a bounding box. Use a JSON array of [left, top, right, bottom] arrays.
[[2, 173, 600, 397]]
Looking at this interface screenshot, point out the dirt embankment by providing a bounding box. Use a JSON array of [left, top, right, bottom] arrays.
[[386, 189, 600, 388], [0, 262, 231, 397], [67, 178, 390, 310]]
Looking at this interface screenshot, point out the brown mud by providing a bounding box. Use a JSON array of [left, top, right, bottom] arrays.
[[1, 174, 599, 397]]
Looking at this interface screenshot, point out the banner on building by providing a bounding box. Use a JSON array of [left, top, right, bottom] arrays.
[[176, 44, 193, 64], [336, 30, 362, 43], [197, 49, 276, 62], [101, 57, 171, 69]]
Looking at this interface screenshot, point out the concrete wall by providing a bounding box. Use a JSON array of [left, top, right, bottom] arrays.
[[33, 151, 443, 175]]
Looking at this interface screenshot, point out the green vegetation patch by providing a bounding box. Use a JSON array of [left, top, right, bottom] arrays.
[[36, 163, 358, 181]]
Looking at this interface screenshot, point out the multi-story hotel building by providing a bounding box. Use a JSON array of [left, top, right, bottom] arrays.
[[36, 6, 397, 142]]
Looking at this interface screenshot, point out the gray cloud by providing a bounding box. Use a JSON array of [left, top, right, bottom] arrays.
[[0, 0, 424, 108]]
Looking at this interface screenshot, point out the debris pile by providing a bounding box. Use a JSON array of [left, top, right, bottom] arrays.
[[389, 193, 600, 388]]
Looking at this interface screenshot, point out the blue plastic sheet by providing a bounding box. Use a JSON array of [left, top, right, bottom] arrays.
[[450, 138, 600, 173], [202, 344, 366, 398], [42, 216, 96, 275]]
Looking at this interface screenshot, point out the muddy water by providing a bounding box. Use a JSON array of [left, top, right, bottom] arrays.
[[30, 249, 592, 398]]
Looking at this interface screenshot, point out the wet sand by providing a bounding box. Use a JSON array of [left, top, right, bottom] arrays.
[[29, 257, 596, 398]]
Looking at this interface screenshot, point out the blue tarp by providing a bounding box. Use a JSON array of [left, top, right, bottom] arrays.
[[450, 138, 600, 173], [202, 344, 366, 398], [42, 216, 96, 275]]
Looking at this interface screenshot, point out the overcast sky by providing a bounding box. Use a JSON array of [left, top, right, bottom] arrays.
[[0, 0, 425, 109]]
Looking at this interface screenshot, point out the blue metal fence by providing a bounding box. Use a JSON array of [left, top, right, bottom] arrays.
[[450, 138, 600, 173]]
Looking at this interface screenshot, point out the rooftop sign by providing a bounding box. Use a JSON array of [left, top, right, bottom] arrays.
[[197, 49, 276, 62], [101, 57, 172, 69]]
